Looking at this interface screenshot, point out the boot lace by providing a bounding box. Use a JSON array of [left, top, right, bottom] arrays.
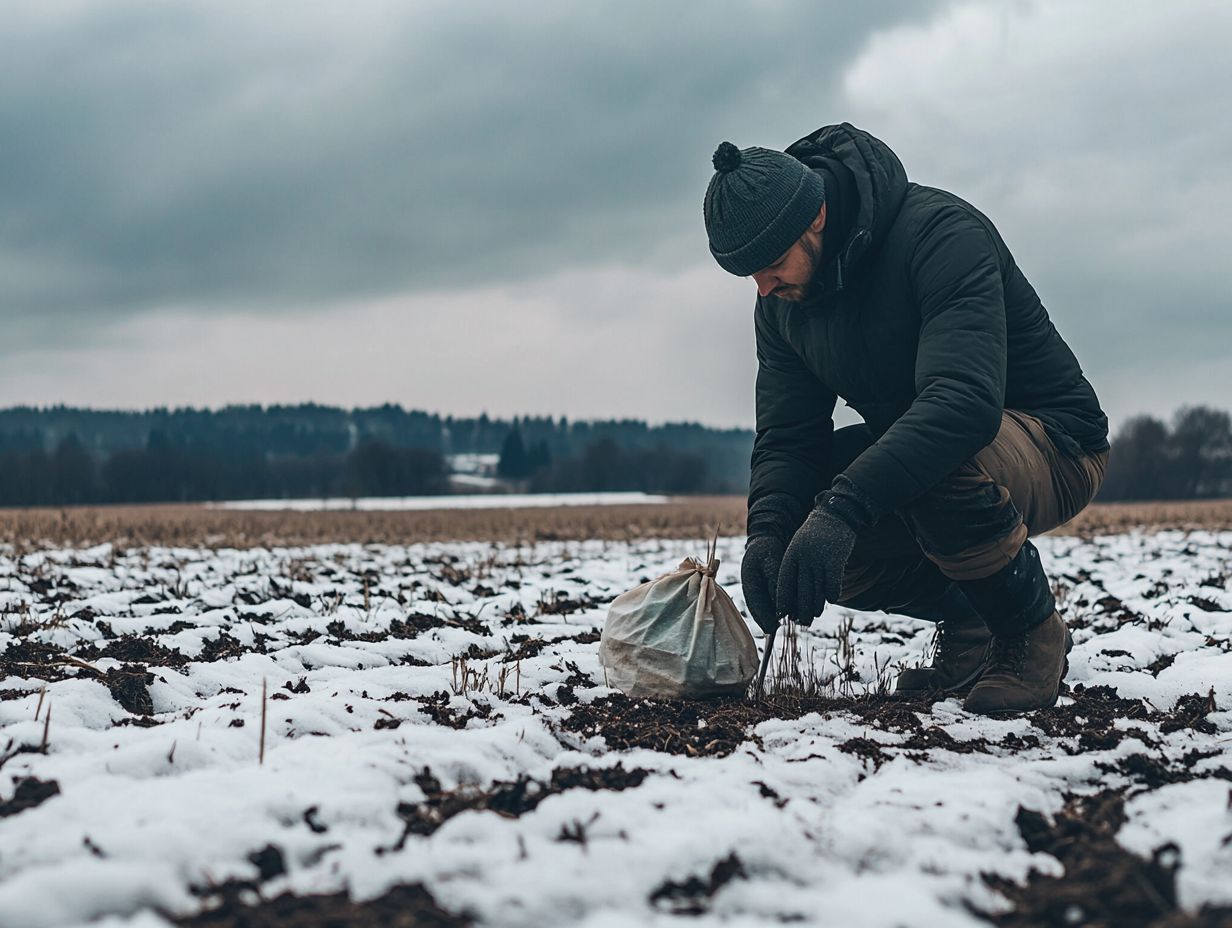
[[933, 619, 974, 665], [987, 632, 1030, 677], [932, 620, 954, 667]]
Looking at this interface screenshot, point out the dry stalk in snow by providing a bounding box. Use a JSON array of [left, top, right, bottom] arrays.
[[39, 700, 51, 753], [450, 655, 490, 696], [760, 620, 834, 702], [259, 678, 267, 765]]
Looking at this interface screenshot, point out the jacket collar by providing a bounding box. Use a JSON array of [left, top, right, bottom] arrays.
[[784, 123, 908, 310]]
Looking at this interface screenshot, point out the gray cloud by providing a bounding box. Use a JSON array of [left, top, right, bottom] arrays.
[[0, 0, 935, 330], [837, 0, 1232, 428], [2, 0, 1228, 435]]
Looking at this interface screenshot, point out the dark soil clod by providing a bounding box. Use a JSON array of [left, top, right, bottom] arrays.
[[303, 806, 328, 834], [649, 851, 747, 915], [414, 692, 501, 730], [104, 663, 157, 715], [386, 762, 650, 849], [247, 844, 287, 883], [199, 633, 247, 663], [0, 776, 61, 818], [838, 736, 892, 771], [78, 635, 190, 669], [980, 791, 1232, 927], [560, 692, 949, 758], [172, 881, 471, 927]]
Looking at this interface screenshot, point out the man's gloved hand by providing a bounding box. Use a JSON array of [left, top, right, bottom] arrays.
[[775, 474, 878, 627], [741, 535, 786, 634], [742, 491, 808, 634]]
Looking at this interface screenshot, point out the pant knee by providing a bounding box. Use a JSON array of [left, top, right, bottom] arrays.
[[899, 464, 1028, 581]]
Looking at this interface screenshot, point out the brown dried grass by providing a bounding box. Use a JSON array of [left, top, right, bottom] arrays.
[[1054, 497, 1232, 537], [0, 496, 1228, 550], [0, 497, 746, 550]]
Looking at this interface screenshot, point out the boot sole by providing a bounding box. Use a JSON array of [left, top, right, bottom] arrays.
[[895, 650, 994, 698]]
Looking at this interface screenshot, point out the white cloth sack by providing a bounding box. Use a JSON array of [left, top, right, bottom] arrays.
[[598, 538, 757, 698]]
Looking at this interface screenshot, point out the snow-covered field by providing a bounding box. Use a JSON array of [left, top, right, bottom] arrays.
[[209, 491, 670, 512], [1, 531, 1230, 927]]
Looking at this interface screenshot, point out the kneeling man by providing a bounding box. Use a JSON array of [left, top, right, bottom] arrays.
[[705, 123, 1110, 713]]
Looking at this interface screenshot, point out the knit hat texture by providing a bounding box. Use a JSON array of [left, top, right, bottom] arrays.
[[703, 141, 826, 277]]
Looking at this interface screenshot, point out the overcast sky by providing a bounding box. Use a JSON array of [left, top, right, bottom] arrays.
[[2, 0, 1229, 433]]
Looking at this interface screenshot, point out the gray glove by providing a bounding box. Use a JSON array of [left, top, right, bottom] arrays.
[[741, 535, 785, 634], [741, 491, 808, 634], [775, 475, 878, 627]]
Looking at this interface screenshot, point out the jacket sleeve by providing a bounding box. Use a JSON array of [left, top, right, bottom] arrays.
[[748, 297, 837, 540], [841, 207, 1007, 517]]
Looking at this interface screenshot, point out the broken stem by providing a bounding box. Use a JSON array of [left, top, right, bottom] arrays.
[[40, 700, 51, 753], [755, 627, 778, 700], [259, 677, 267, 765]]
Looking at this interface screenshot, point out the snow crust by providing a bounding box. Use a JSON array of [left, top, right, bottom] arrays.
[[0, 530, 1228, 926], [208, 491, 670, 511]]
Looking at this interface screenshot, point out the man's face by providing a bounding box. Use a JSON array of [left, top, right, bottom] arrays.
[[750, 203, 827, 301]]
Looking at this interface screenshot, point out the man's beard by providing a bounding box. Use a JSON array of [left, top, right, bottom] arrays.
[[775, 235, 826, 302]]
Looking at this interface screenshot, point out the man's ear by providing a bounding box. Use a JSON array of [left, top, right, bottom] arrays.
[[810, 202, 827, 233]]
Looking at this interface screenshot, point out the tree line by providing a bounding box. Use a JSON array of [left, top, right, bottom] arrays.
[[497, 427, 712, 494], [0, 402, 1227, 506], [1098, 405, 1232, 501], [0, 431, 449, 506], [496, 403, 1232, 502], [0, 404, 751, 505]]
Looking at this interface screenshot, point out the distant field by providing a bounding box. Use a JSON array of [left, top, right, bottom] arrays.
[[1, 495, 1231, 549], [209, 490, 670, 511]]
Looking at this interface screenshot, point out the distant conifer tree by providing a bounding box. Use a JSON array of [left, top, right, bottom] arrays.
[[527, 439, 552, 473], [497, 425, 530, 479]]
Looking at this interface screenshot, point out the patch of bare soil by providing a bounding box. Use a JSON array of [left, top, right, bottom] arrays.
[[199, 632, 249, 662], [504, 629, 602, 660], [560, 683, 1225, 768], [559, 689, 1039, 760], [558, 693, 877, 757], [649, 851, 747, 915], [76, 634, 191, 669], [412, 691, 503, 730], [323, 610, 492, 645], [101, 663, 157, 716], [0, 776, 60, 817], [0, 639, 77, 684], [978, 792, 1232, 927], [1030, 684, 1224, 756], [171, 880, 471, 927], [0, 637, 157, 716], [532, 589, 614, 617], [384, 763, 651, 849]]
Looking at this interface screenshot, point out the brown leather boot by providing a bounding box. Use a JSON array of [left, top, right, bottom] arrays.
[[963, 611, 1073, 714], [896, 613, 992, 695]]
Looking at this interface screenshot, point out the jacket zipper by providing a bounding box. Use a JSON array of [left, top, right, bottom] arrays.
[[836, 230, 870, 294]]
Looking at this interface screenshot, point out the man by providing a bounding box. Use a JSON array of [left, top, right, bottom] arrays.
[[704, 123, 1109, 714]]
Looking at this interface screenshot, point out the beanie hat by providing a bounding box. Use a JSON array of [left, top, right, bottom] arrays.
[[703, 141, 826, 277]]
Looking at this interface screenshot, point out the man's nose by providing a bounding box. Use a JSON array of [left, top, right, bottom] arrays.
[[754, 273, 776, 297]]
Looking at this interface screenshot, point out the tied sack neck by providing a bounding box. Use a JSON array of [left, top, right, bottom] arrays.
[[679, 554, 719, 578]]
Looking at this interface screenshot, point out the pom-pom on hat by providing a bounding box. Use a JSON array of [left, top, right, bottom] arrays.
[[703, 141, 826, 277]]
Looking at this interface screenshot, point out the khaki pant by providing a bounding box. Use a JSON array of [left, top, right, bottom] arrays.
[[832, 409, 1108, 617]]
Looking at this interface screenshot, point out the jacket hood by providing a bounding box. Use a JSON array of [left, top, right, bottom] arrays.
[[784, 123, 908, 278]]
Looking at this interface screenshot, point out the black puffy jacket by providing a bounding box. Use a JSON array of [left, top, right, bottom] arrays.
[[749, 123, 1109, 532]]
